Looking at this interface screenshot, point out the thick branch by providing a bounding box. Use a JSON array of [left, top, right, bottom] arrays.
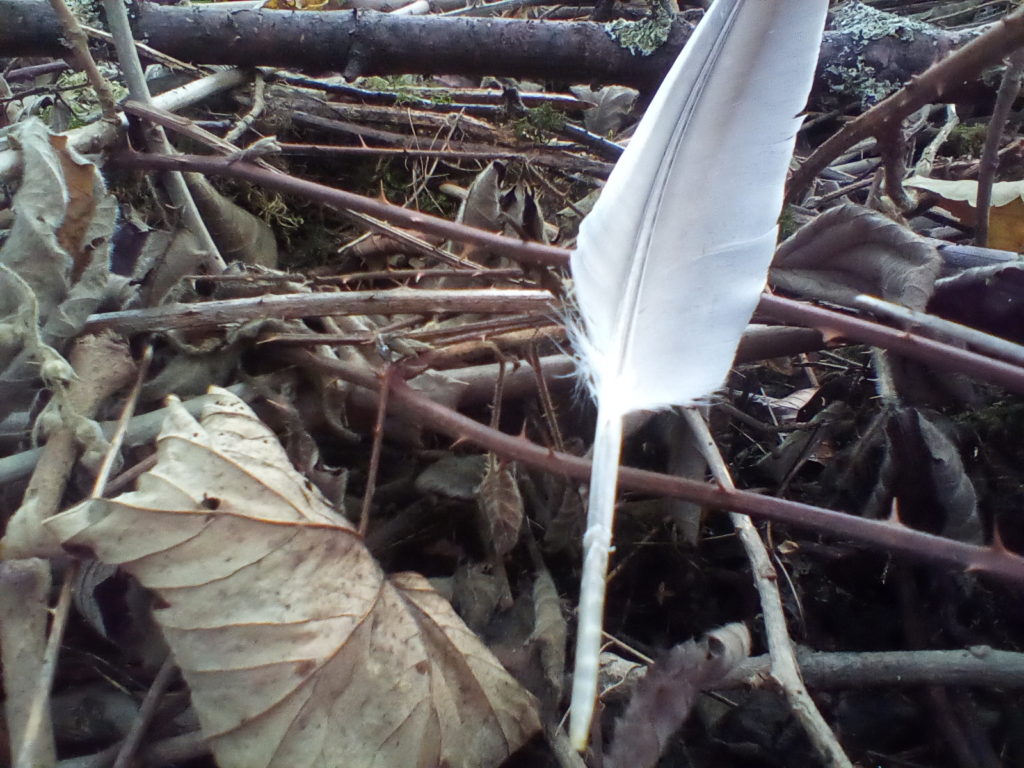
[[0, 0, 971, 89], [0, 1, 684, 87]]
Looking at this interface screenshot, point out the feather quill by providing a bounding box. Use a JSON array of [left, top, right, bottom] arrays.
[[568, 0, 827, 750]]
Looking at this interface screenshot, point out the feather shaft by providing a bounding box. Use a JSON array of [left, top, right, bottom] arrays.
[[568, 0, 828, 750], [570, 406, 622, 748]]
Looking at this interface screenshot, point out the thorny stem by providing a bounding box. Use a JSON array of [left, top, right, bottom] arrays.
[[111, 152, 1024, 394], [853, 295, 1024, 367], [290, 348, 1024, 582], [525, 342, 566, 453], [757, 294, 1024, 395]]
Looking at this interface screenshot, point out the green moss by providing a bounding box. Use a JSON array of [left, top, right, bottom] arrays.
[[778, 206, 799, 241], [954, 400, 1024, 447], [512, 103, 566, 141], [358, 75, 422, 91], [355, 76, 456, 107], [944, 124, 988, 157]]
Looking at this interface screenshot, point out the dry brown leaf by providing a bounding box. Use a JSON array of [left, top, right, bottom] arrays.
[[477, 457, 524, 556], [46, 387, 540, 768]]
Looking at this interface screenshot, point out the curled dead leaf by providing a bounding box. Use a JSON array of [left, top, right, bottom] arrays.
[[771, 204, 940, 311]]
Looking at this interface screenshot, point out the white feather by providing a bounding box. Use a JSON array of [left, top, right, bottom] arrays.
[[568, 0, 828, 750]]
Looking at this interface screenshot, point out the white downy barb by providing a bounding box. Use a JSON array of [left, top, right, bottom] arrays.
[[567, 0, 828, 749]]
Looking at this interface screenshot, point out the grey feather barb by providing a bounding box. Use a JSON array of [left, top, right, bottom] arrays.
[[604, 623, 751, 768]]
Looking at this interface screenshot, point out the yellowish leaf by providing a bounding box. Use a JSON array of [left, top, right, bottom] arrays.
[[905, 176, 1024, 252]]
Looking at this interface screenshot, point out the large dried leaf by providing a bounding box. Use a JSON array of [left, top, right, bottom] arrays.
[[458, 162, 506, 234], [185, 173, 278, 269], [46, 388, 540, 768], [528, 566, 567, 709], [450, 162, 548, 272], [770, 204, 941, 311]]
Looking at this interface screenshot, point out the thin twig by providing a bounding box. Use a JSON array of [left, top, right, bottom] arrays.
[[602, 646, 1024, 695], [681, 409, 853, 768], [975, 47, 1024, 246], [46, 0, 118, 121], [225, 69, 267, 143], [525, 342, 566, 453], [90, 344, 153, 497], [110, 656, 178, 768], [100, 0, 226, 272], [915, 105, 959, 176], [84, 288, 555, 336], [359, 365, 393, 536]]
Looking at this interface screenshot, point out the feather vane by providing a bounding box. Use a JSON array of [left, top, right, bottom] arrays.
[[568, 0, 828, 750]]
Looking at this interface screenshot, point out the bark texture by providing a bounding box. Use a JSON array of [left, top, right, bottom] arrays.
[[0, 0, 978, 92]]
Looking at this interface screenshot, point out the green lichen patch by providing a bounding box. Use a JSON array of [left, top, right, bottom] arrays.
[[832, 1, 936, 46], [825, 2, 941, 108], [604, 6, 673, 57]]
